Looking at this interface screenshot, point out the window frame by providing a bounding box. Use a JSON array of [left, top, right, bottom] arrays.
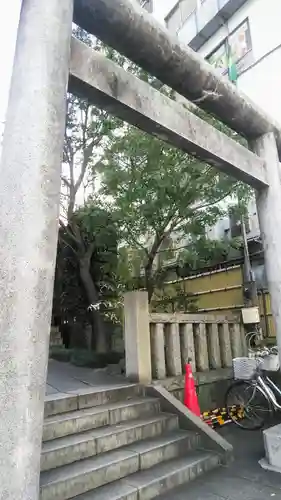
[[165, 0, 198, 33], [206, 18, 252, 76]]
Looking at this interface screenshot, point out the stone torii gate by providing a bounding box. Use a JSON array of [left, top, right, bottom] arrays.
[[1, 0, 281, 498]]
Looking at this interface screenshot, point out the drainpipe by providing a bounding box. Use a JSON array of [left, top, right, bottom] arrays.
[[242, 216, 258, 307]]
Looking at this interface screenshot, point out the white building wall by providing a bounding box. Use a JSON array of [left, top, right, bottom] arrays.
[[152, 0, 178, 24], [198, 0, 281, 239], [151, 0, 281, 241], [198, 0, 281, 126]]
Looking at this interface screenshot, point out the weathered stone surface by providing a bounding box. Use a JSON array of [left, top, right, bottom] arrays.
[[43, 406, 107, 442], [165, 323, 182, 377], [229, 324, 243, 358], [42, 413, 178, 471], [108, 398, 160, 426], [44, 393, 78, 418], [151, 323, 166, 380], [40, 449, 139, 500], [69, 38, 267, 189], [125, 431, 200, 470], [73, 0, 281, 158], [207, 323, 221, 370], [146, 385, 233, 460], [252, 132, 281, 368], [41, 432, 98, 472], [0, 1, 73, 497], [180, 323, 196, 373], [218, 324, 232, 368], [124, 291, 152, 383], [150, 313, 240, 324], [262, 423, 281, 471], [77, 385, 142, 409], [43, 397, 159, 442], [94, 415, 178, 455], [124, 453, 219, 500], [194, 324, 209, 372], [70, 482, 138, 500]]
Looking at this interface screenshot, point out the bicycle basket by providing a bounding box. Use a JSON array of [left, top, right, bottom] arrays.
[[261, 353, 280, 372], [233, 357, 259, 380]]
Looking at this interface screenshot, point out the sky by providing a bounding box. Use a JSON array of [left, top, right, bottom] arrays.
[[0, 1, 21, 137]]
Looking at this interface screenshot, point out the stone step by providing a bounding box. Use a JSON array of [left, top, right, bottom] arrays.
[[123, 453, 220, 500], [44, 384, 143, 417], [63, 452, 219, 500], [41, 414, 179, 471], [71, 482, 138, 500], [123, 429, 201, 470], [43, 397, 160, 442], [40, 449, 140, 500]]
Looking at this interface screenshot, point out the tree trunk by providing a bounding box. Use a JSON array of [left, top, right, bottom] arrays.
[[145, 263, 154, 303], [79, 258, 107, 353]]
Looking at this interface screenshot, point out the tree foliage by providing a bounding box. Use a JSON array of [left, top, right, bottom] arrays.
[[100, 126, 249, 301], [56, 27, 123, 352], [54, 25, 251, 340]]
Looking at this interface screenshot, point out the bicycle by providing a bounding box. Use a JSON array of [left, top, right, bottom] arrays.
[[225, 333, 281, 430]]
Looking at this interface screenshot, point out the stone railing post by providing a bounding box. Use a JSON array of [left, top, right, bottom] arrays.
[[165, 323, 182, 376], [124, 291, 152, 383], [219, 324, 233, 368], [151, 323, 166, 380]]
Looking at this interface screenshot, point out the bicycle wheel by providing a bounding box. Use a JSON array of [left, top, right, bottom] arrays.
[[225, 380, 272, 430]]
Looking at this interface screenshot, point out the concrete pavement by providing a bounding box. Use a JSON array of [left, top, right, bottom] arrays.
[[159, 421, 281, 499], [46, 359, 126, 396]]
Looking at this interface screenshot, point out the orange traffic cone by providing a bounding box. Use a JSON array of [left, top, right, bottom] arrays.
[[184, 363, 201, 417]]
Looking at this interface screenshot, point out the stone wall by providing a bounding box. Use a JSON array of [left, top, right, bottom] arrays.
[[152, 368, 233, 411]]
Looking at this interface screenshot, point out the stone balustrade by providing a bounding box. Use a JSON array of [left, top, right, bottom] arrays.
[[124, 291, 246, 386], [149, 313, 246, 381]]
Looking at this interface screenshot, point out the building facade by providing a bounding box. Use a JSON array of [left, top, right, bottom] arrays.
[[149, 0, 281, 248]]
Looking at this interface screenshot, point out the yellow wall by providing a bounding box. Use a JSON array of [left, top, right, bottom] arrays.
[[163, 265, 275, 337], [258, 291, 276, 338], [183, 266, 243, 313], [164, 265, 244, 314]]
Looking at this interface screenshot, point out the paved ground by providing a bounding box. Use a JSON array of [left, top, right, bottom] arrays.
[[46, 359, 126, 396], [160, 422, 281, 500]]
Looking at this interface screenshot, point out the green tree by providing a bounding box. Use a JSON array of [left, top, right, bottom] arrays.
[[59, 27, 122, 352], [55, 207, 118, 335], [100, 126, 249, 302]]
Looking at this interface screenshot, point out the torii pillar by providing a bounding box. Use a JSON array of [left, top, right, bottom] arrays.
[[0, 1, 73, 498]]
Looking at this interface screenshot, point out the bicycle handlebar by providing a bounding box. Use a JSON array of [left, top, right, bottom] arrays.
[[255, 346, 278, 358]]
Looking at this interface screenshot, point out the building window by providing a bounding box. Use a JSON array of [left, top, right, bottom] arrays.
[[140, 0, 153, 13], [207, 19, 252, 79], [207, 41, 228, 77], [165, 0, 197, 34], [228, 206, 250, 238]]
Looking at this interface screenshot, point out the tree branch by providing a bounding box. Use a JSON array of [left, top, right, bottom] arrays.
[[61, 176, 70, 188], [58, 232, 78, 256], [85, 241, 96, 262], [59, 219, 81, 246], [125, 227, 148, 253], [192, 187, 235, 213]]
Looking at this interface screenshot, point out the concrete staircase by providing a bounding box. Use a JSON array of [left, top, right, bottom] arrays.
[[41, 384, 221, 500]]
